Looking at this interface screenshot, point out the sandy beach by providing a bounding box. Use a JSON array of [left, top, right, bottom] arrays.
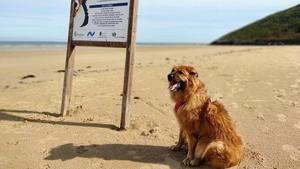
[[0, 45, 299, 169]]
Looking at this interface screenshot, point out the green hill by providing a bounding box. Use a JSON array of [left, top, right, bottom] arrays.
[[211, 4, 300, 45]]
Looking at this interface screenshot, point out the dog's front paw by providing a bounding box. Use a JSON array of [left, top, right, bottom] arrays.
[[181, 157, 192, 166], [189, 158, 201, 166], [169, 145, 181, 151]]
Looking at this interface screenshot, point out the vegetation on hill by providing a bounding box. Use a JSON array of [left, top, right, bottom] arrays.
[[212, 4, 300, 45]]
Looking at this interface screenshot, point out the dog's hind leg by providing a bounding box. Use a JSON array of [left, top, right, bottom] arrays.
[[204, 141, 228, 169]]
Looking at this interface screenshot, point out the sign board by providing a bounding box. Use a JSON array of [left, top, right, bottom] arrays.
[[61, 0, 138, 130], [72, 0, 130, 42]]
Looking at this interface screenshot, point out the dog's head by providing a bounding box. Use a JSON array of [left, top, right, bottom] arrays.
[[168, 65, 204, 102]]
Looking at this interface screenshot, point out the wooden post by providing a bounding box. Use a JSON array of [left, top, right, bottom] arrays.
[[120, 0, 138, 129], [61, 0, 138, 126], [61, 0, 76, 116]]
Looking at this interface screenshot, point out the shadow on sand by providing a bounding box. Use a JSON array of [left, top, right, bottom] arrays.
[[45, 143, 211, 169], [0, 109, 118, 130], [0, 109, 212, 168]]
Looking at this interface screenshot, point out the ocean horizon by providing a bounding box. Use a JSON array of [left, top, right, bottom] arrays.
[[0, 41, 207, 46], [0, 41, 207, 52]]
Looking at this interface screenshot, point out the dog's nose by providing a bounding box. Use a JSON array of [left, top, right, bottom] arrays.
[[168, 74, 174, 81]]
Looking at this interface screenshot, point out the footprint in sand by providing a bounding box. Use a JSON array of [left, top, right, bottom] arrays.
[[273, 89, 286, 98], [276, 114, 287, 122], [282, 144, 300, 162], [261, 126, 272, 134], [289, 101, 298, 107], [257, 113, 265, 120], [294, 121, 300, 129], [242, 103, 254, 110]]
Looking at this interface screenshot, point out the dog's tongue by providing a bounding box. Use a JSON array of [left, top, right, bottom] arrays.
[[169, 83, 180, 91]]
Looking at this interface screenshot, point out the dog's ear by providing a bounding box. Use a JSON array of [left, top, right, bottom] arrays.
[[189, 70, 198, 77]]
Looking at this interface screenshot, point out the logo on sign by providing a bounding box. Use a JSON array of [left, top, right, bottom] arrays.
[[74, 31, 84, 37], [87, 32, 96, 37], [112, 32, 117, 37]]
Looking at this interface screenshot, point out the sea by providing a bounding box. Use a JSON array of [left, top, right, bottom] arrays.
[[0, 41, 206, 51], [0, 41, 67, 52]]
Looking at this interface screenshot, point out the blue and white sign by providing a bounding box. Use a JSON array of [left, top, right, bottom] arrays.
[[72, 0, 130, 42]]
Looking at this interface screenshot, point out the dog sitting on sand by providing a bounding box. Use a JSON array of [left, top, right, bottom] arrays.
[[168, 65, 244, 169]]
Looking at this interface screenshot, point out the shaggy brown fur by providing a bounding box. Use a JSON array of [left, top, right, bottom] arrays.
[[168, 65, 244, 169]]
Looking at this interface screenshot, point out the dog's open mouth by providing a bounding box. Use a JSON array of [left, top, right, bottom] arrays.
[[169, 81, 184, 91]]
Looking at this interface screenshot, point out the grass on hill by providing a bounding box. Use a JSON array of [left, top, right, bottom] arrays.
[[212, 4, 300, 45]]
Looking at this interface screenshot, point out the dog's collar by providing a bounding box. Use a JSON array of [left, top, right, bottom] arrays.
[[175, 102, 184, 112]]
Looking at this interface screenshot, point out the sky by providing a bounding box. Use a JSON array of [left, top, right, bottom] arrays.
[[0, 0, 299, 43]]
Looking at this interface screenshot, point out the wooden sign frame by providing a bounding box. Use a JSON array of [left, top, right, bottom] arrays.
[[61, 0, 138, 130]]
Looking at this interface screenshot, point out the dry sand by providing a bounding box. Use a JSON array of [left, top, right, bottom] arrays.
[[0, 45, 299, 169]]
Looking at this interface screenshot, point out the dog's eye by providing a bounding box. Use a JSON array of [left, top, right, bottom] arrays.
[[177, 70, 184, 75]]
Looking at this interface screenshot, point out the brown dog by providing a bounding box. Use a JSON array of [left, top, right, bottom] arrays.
[[168, 65, 244, 169]]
